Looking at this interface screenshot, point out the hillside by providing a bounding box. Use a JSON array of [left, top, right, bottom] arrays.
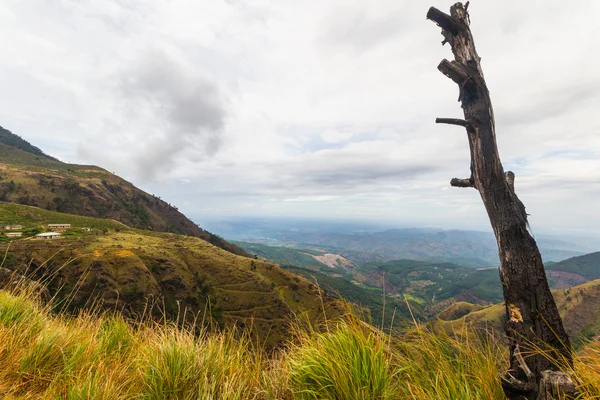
[[546, 251, 600, 288], [0, 125, 247, 257], [437, 279, 600, 345], [0, 126, 57, 160], [0, 204, 342, 348], [235, 241, 331, 270]]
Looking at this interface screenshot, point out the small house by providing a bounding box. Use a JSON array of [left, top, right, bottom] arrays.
[[4, 225, 23, 230], [48, 224, 71, 231], [36, 232, 62, 239], [5, 232, 23, 238]]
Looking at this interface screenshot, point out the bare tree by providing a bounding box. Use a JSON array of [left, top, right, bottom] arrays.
[[426, 3, 576, 399]]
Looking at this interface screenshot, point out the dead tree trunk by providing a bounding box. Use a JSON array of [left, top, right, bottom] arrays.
[[426, 3, 575, 399]]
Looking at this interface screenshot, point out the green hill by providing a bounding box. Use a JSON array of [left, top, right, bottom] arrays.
[[0, 126, 247, 257], [0, 203, 342, 348], [234, 242, 507, 321], [546, 251, 600, 286], [234, 241, 330, 270], [437, 279, 600, 345], [355, 260, 503, 310]]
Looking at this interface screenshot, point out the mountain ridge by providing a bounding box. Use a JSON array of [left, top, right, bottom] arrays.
[[0, 125, 248, 257], [0, 125, 58, 161]]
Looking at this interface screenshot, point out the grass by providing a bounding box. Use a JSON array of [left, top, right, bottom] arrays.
[[1, 284, 600, 399], [288, 318, 394, 399], [0, 224, 344, 349], [0, 201, 126, 230]]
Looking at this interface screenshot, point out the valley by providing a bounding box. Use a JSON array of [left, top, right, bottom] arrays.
[[232, 230, 600, 338]]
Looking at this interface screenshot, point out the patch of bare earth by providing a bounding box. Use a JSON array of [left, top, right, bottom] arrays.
[[311, 253, 355, 270], [548, 270, 588, 289]]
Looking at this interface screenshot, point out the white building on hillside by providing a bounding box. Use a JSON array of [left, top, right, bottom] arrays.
[[36, 232, 62, 239]]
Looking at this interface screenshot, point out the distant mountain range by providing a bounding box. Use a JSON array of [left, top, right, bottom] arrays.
[[0, 125, 247, 257], [217, 217, 593, 268]]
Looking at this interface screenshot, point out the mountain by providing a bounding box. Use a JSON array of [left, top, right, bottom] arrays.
[[0, 125, 58, 160], [0, 125, 247, 257], [234, 240, 500, 320], [222, 220, 586, 267], [0, 203, 342, 348], [546, 252, 600, 288]]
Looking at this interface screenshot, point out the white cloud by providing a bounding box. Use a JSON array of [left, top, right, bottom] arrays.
[[0, 0, 599, 236]]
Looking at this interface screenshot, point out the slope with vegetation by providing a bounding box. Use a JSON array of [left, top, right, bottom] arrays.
[[0, 203, 342, 348], [0, 125, 247, 256], [1, 286, 600, 399], [546, 252, 600, 288], [437, 279, 600, 346], [234, 241, 331, 270]]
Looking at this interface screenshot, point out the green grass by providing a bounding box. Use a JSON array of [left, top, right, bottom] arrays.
[[0, 223, 344, 350], [0, 201, 126, 230], [288, 319, 395, 399]]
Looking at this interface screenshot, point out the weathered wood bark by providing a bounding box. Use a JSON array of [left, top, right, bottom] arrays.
[[426, 3, 575, 399]]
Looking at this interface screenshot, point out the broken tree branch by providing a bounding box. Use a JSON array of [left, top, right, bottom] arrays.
[[426, 7, 460, 35], [437, 59, 470, 84], [450, 178, 474, 188], [435, 118, 470, 127]]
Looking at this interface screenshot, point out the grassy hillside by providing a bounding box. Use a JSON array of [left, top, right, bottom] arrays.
[[1, 288, 600, 399], [0, 205, 342, 349], [437, 279, 600, 345], [0, 201, 126, 232], [0, 127, 247, 257], [283, 266, 420, 328], [235, 243, 434, 324]]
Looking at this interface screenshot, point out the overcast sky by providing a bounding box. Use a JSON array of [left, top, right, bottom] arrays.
[[0, 0, 599, 236]]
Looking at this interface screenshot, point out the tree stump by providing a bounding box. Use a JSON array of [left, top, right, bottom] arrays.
[[538, 371, 577, 400]]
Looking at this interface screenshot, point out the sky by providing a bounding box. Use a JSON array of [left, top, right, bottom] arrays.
[[0, 0, 599, 237]]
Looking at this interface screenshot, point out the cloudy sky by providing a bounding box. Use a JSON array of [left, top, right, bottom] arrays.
[[0, 0, 599, 236]]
